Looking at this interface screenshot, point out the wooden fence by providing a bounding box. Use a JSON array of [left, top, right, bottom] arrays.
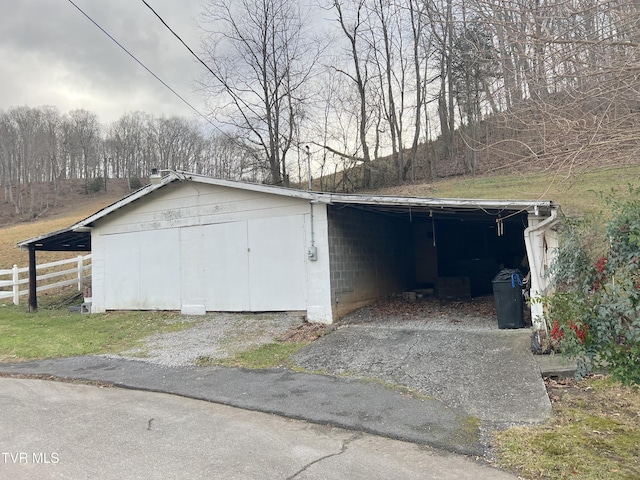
[[0, 255, 92, 305]]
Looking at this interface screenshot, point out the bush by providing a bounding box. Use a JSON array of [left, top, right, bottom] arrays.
[[544, 187, 640, 385], [87, 177, 104, 194], [128, 177, 142, 190]]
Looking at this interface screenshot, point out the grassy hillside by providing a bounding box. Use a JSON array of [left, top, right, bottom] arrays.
[[0, 188, 131, 270], [373, 165, 640, 217], [2, 165, 638, 270]]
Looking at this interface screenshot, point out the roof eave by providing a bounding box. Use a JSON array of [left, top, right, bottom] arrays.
[[17, 173, 179, 249], [324, 193, 555, 211]]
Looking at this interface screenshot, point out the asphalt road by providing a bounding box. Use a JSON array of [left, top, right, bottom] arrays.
[[0, 378, 517, 480]]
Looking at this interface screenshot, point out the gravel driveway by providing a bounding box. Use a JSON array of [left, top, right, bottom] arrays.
[[105, 296, 504, 368], [105, 312, 306, 367]]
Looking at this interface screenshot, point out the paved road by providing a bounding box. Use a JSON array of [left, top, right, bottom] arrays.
[[0, 325, 551, 458], [0, 356, 481, 455], [0, 378, 517, 480]]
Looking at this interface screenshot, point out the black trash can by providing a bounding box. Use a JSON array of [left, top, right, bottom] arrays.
[[492, 269, 525, 329]]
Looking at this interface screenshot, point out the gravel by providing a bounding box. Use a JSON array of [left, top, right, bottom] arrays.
[[101, 295, 514, 367], [102, 312, 305, 367]]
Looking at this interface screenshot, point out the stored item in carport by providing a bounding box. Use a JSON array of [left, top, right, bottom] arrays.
[[492, 269, 525, 329]]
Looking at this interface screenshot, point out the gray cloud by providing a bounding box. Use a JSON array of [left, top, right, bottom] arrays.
[[0, 0, 205, 124]]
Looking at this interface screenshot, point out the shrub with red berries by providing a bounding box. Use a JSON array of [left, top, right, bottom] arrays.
[[543, 187, 640, 385]]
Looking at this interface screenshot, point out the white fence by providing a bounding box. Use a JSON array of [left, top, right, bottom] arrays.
[[0, 255, 91, 305]]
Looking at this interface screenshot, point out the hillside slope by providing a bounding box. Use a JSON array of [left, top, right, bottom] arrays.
[[2, 166, 639, 270]]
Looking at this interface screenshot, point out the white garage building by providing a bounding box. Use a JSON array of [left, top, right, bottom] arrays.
[[20, 171, 560, 325]]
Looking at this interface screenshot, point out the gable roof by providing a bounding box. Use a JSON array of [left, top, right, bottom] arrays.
[[18, 170, 557, 251]]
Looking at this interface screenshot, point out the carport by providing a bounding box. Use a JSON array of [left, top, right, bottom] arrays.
[[323, 195, 559, 325], [18, 172, 559, 327], [16, 227, 91, 312]]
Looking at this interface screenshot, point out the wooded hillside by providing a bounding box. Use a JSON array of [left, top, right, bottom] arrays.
[[2, 0, 639, 219]]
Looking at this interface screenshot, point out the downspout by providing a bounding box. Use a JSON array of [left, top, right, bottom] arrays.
[[524, 207, 560, 331], [308, 200, 317, 260]]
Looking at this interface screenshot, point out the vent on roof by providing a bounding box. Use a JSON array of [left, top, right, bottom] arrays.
[[150, 168, 162, 185]]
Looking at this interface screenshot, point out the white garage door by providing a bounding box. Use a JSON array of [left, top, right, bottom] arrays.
[[103, 229, 181, 310], [248, 216, 307, 311], [202, 221, 250, 311], [203, 215, 307, 311]]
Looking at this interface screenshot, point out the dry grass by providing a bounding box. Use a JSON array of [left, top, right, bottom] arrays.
[[0, 192, 125, 270], [495, 376, 640, 479]]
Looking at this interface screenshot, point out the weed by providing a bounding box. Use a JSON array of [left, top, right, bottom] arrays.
[[495, 376, 640, 479], [214, 342, 309, 369]]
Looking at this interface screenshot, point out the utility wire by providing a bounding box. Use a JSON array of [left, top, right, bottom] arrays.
[[140, 0, 314, 157], [66, 0, 225, 135], [141, 0, 219, 81]]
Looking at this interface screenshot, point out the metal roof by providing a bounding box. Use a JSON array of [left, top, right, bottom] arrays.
[[18, 171, 557, 251]]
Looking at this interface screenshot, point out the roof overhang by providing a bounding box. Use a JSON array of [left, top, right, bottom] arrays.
[[18, 228, 91, 252], [17, 170, 558, 251]]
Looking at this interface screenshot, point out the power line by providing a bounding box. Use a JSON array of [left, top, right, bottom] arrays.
[[66, 0, 224, 134], [139, 0, 314, 158], [141, 0, 219, 81]]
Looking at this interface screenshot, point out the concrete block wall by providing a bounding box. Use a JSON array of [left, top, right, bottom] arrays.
[[327, 206, 413, 318]]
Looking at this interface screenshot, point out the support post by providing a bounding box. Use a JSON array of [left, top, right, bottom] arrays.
[[77, 255, 83, 292], [12, 264, 19, 305], [28, 246, 37, 313]]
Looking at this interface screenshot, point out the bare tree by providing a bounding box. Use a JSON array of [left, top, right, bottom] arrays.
[[105, 112, 149, 183], [199, 0, 320, 186], [329, 0, 375, 188], [64, 109, 101, 193], [39, 106, 64, 205], [0, 110, 23, 213], [472, 0, 640, 175], [203, 132, 266, 182]]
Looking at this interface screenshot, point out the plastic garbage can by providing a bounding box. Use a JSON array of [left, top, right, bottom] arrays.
[[492, 269, 525, 329]]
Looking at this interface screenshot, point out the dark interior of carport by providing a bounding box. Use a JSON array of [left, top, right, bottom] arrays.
[[326, 202, 528, 316]]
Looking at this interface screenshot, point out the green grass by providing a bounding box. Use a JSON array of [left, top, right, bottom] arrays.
[[429, 165, 640, 216], [376, 165, 640, 217], [197, 342, 310, 369], [0, 304, 195, 361], [494, 376, 640, 479]]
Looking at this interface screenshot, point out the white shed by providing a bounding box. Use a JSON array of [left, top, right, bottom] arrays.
[[19, 171, 560, 326]]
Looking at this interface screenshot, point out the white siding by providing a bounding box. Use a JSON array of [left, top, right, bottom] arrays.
[[96, 182, 311, 235], [90, 182, 334, 322]]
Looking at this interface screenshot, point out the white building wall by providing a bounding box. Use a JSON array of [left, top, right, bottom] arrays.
[[304, 204, 333, 324], [95, 182, 312, 235], [179, 226, 206, 315], [90, 182, 334, 323]]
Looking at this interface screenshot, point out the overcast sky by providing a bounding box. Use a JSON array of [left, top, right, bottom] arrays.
[[0, 0, 206, 124]]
